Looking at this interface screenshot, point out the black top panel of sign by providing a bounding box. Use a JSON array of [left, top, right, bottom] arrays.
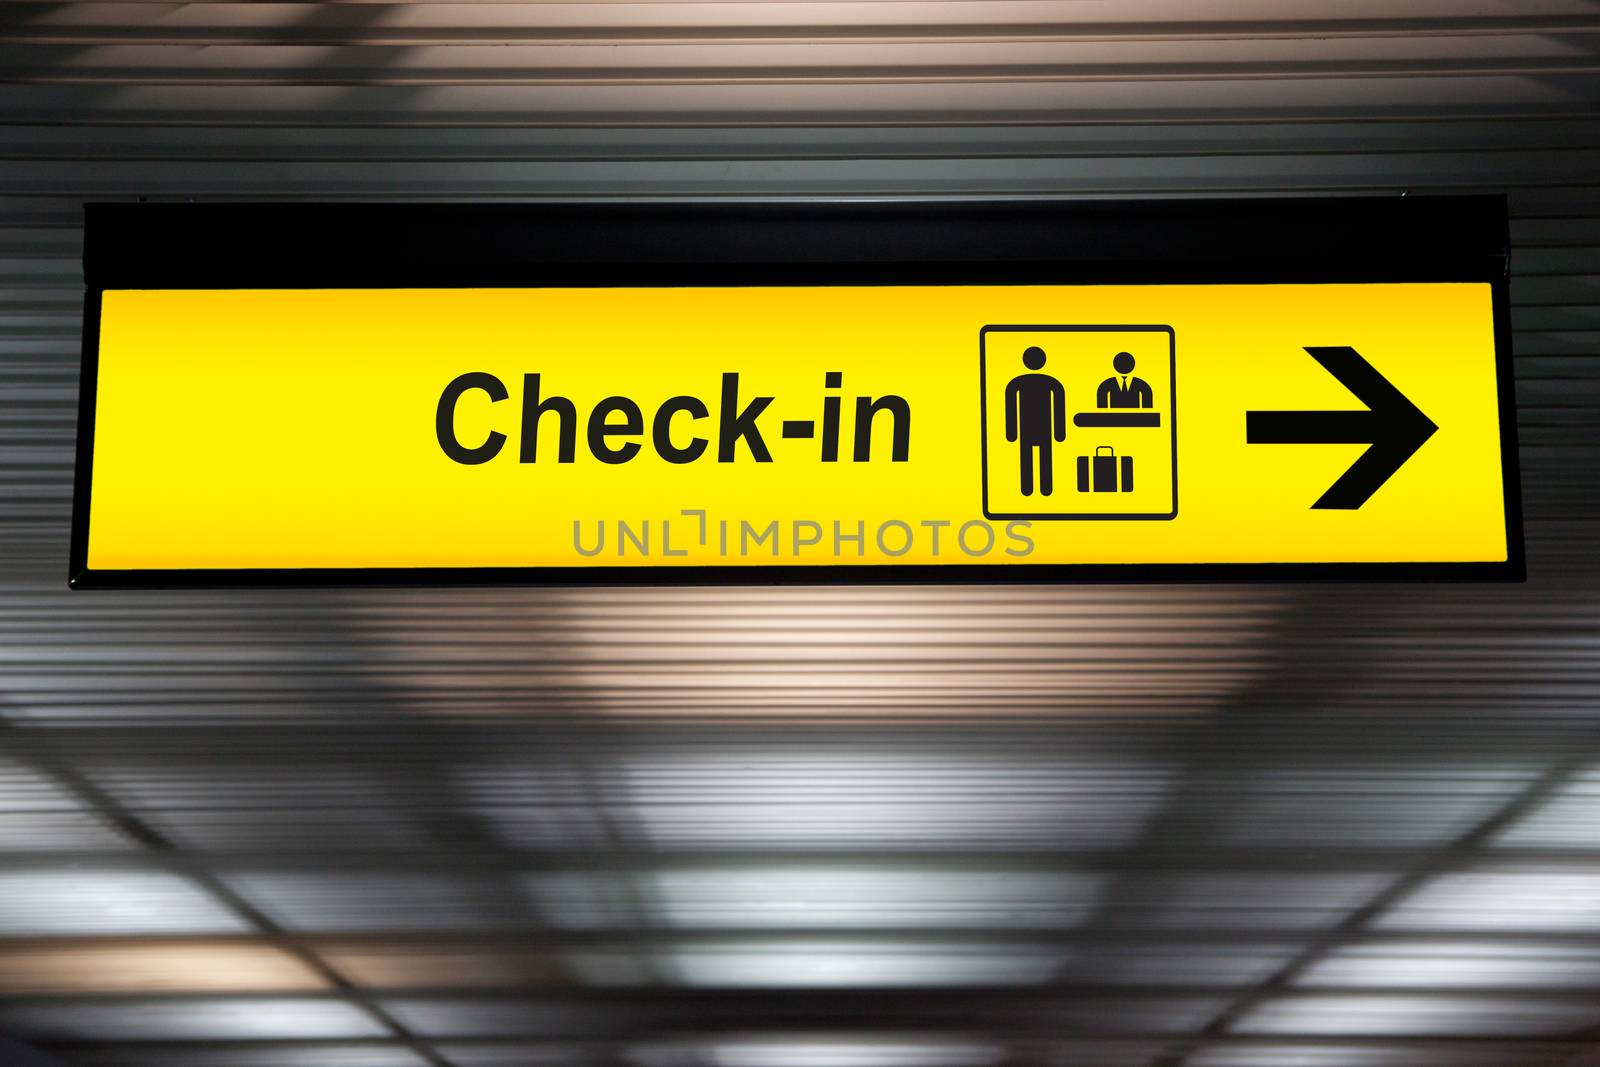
[[84, 196, 1508, 290]]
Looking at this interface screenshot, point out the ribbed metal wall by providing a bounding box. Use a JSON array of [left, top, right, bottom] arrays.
[[1, 4, 1599, 1067]]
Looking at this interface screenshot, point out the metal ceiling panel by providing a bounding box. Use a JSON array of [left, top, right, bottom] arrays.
[[0, 2, 1599, 1066]]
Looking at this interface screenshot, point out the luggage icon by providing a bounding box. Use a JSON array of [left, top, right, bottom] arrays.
[[1077, 445, 1134, 493]]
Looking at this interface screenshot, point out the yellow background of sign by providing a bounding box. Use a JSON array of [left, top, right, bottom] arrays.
[[87, 284, 1507, 569]]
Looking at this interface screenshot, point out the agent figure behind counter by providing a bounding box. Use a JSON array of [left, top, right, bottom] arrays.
[[1096, 351, 1154, 409], [1004, 346, 1066, 496]]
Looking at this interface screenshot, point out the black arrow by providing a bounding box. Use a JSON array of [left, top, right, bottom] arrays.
[[1246, 345, 1437, 510]]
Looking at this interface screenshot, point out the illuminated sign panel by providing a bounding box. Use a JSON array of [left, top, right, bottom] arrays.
[[71, 200, 1521, 585]]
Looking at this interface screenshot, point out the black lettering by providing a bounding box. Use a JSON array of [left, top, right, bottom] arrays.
[[521, 373, 576, 463], [436, 372, 508, 465], [653, 395, 709, 463], [853, 395, 910, 462], [718, 372, 773, 462], [821, 371, 842, 462], [588, 396, 644, 464]]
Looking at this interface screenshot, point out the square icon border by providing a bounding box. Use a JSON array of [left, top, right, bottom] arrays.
[[979, 323, 1179, 521]]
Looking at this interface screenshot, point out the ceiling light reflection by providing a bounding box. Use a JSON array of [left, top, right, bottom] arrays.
[[663, 938, 1065, 987], [1234, 993, 1600, 1037], [1493, 766, 1600, 848], [0, 943, 329, 995], [0, 871, 248, 935], [1300, 939, 1600, 990], [628, 1037, 1005, 1067], [0, 997, 386, 1041], [614, 749, 1171, 850], [66, 1043, 431, 1067], [647, 865, 1106, 929], [1375, 868, 1600, 931]]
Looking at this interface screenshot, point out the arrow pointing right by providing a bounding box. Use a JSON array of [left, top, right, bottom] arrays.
[[1246, 345, 1438, 510]]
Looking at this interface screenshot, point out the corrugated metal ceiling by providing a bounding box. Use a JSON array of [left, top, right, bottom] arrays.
[[1, 3, 1600, 1067]]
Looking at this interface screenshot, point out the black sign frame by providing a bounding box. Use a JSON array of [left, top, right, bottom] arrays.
[[71, 196, 1523, 587]]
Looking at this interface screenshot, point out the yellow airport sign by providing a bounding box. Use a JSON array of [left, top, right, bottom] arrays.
[[77, 280, 1515, 581]]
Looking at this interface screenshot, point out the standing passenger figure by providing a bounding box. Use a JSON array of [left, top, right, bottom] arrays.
[[1005, 347, 1067, 496]]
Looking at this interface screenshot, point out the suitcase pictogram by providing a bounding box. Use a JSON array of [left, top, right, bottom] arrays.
[[1077, 445, 1134, 493]]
